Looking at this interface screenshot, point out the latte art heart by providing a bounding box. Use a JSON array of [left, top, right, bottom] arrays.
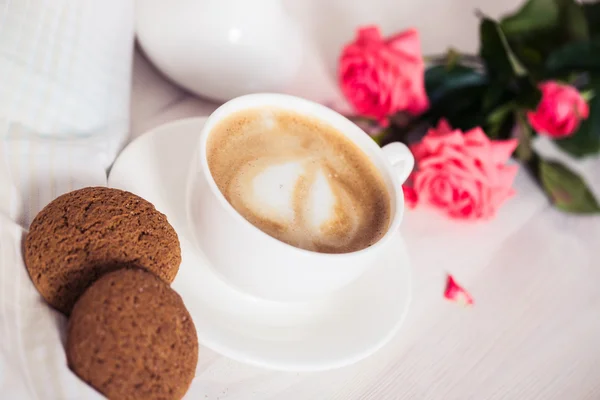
[[207, 108, 391, 254], [230, 159, 363, 250]]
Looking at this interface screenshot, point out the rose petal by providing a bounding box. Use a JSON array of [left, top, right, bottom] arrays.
[[387, 28, 421, 61], [527, 110, 550, 133], [444, 274, 474, 305], [490, 139, 518, 165], [436, 119, 453, 134], [413, 168, 438, 197], [402, 185, 419, 208], [419, 151, 489, 184], [428, 174, 454, 207], [541, 81, 560, 94], [497, 164, 519, 190], [463, 127, 490, 147], [356, 26, 383, 45], [409, 141, 428, 161], [446, 179, 481, 219], [577, 97, 590, 119], [419, 130, 465, 155]]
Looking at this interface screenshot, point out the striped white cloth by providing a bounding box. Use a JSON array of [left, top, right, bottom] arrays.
[[0, 1, 133, 398], [0, 0, 134, 225]]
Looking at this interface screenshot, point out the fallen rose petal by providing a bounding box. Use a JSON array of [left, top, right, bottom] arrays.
[[444, 274, 474, 305]]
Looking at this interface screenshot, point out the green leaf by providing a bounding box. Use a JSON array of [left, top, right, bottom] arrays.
[[563, 0, 589, 41], [554, 75, 600, 157], [487, 101, 516, 124], [581, 89, 595, 103], [482, 82, 509, 111], [500, 0, 562, 36], [511, 76, 542, 111], [499, 0, 589, 75], [582, 2, 600, 37], [513, 46, 545, 73], [546, 38, 600, 72], [446, 112, 488, 133], [501, 0, 588, 40], [445, 48, 462, 69], [425, 84, 487, 118], [479, 18, 527, 82], [515, 112, 534, 161], [425, 65, 487, 105], [539, 160, 600, 213], [370, 129, 388, 146], [420, 83, 490, 134], [486, 101, 516, 139], [424, 65, 489, 131]]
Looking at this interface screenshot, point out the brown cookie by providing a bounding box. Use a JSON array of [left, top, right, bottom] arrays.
[[67, 268, 198, 400], [24, 186, 181, 315]]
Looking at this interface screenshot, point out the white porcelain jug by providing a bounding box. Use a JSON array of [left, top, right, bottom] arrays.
[[136, 0, 304, 102]]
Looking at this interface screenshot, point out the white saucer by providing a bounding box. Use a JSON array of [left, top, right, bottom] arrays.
[[108, 117, 412, 372]]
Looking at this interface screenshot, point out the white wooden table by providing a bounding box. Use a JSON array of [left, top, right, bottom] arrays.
[[129, 1, 600, 396]]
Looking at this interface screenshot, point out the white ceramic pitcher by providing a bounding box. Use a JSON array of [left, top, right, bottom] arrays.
[[136, 0, 304, 102]]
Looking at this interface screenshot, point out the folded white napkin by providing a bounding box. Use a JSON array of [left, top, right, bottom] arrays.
[[0, 213, 105, 400], [0, 1, 133, 398], [0, 0, 133, 226]]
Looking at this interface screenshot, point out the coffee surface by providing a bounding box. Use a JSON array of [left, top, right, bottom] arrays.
[[207, 108, 391, 254]]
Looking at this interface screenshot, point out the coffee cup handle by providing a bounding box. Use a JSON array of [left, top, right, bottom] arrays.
[[381, 142, 414, 184]]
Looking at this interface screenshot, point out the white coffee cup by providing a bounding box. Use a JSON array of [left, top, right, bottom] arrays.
[[186, 93, 414, 302]]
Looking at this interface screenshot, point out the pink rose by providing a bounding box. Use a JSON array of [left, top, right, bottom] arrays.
[[409, 119, 518, 220], [339, 26, 429, 126], [527, 81, 589, 138]]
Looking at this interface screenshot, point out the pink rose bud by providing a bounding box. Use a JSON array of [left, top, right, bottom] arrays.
[[410, 119, 518, 220], [338, 26, 429, 126], [527, 81, 590, 138]]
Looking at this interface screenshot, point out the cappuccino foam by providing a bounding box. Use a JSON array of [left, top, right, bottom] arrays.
[[207, 108, 391, 254]]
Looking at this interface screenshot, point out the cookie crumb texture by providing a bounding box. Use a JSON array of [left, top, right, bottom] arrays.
[[24, 187, 181, 315], [67, 268, 198, 400]]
